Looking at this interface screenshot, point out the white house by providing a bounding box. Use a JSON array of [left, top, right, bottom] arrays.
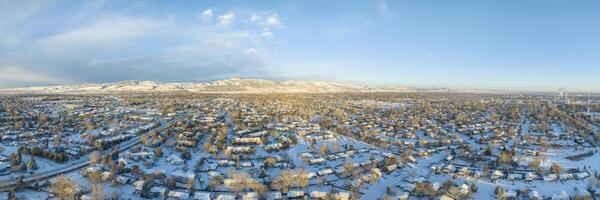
[[287, 190, 305, 198], [193, 192, 211, 200]]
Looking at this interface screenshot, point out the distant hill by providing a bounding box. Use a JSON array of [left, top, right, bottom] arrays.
[[0, 78, 414, 94]]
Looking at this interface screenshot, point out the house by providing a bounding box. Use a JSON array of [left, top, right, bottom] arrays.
[[242, 192, 258, 200], [386, 164, 398, 173], [431, 181, 441, 192], [333, 192, 351, 200], [508, 173, 522, 181], [216, 193, 236, 200], [150, 186, 167, 197], [326, 155, 339, 160], [559, 173, 573, 181], [308, 158, 326, 165], [206, 163, 218, 171], [529, 190, 540, 200], [443, 165, 455, 173], [233, 137, 262, 145], [224, 179, 240, 187], [525, 172, 538, 181], [267, 192, 282, 200], [193, 192, 211, 200], [317, 168, 334, 176], [491, 170, 504, 180], [338, 153, 349, 159], [168, 191, 190, 200], [458, 184, 470, 196], [287, 190, 305, 198], [395, 192, 409, 200], [575, 171, 590, 179], [172, 170, 195, 182], [544, 174, 558, 182], [357, 149, 369, 153], [334, 166, 345, 175], [226, 146, 254, 154], [265, 143, 283, 151], [310, 191, 328, 199], [458, 167, 470, 176], [240, 161, 252, 167], [218, 160, 235, 166], [371, 168, 382, 177], [114, 175, 130, 184], [208, 171, 222, 179], [133, 180, 145, 191], [237, 129, 251, 135], [503, 190, 517, 199], [80, 166, 102, 176], [307, 172, 317, 179], [438, 195, 454, 200], [299, 153, 313, 159], [167, 154, 185, 165], [360, 160, 374, 167], [101, 171, 111, 181]]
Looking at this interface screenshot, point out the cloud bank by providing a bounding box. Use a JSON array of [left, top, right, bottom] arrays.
[[0, 1, 283, 87]]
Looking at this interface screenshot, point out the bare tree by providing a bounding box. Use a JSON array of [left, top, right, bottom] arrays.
[[249, 181, 269, 197], [272, 170, 296, 193], [187, 176, 196, 191], [209, 176, 223, 190], [343, 160, 355, 177], [87, 169, 106, 200], [90, 151, 101, 165], [27, 158, 38, 170], [296, 168, 310, 192], [227, 171, 251, 195], [550, 163, 563, 174], [332, 142, 340, 153], [264, 157, 276, 168], [319, 144, 329, 155], [50, 175, 79, 200], [140, 134, 149, 146], [38, 113, 49, 125], [90, 183, 104, 200]]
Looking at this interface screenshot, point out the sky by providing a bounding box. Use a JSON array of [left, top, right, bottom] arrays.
[[0, 0, 599, 92]]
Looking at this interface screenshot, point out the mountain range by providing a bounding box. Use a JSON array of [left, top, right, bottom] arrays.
[[0, 78, 420, 94]]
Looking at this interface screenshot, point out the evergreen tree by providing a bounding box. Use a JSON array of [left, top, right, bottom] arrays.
[[27, 158, 38, 170]]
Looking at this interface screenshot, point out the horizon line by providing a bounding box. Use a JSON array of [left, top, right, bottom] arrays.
[[1, 77, 599, 95]]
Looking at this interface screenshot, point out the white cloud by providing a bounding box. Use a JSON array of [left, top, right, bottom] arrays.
[[248, 13, 283, 29], [201, 9, 213, 22], [261, 31, 274, 39], [36, 16, 167, 55], [245, 48, 259, 55], [265, 14, 282, 28], [217, 12, 235, 27], [249, 14, 261, 22], [0, 1, 58, 49], [0, 2, 277, 87], [0, 66, 62, 83]]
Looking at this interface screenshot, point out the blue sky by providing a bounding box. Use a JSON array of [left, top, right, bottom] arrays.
[[0, 0, 599, 92]]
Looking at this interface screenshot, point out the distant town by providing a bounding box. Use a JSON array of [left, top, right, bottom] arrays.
[[0, 83, 599, 200]]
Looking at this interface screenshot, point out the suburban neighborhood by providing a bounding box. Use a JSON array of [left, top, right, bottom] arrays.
[[0, 90, 599, 199]]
